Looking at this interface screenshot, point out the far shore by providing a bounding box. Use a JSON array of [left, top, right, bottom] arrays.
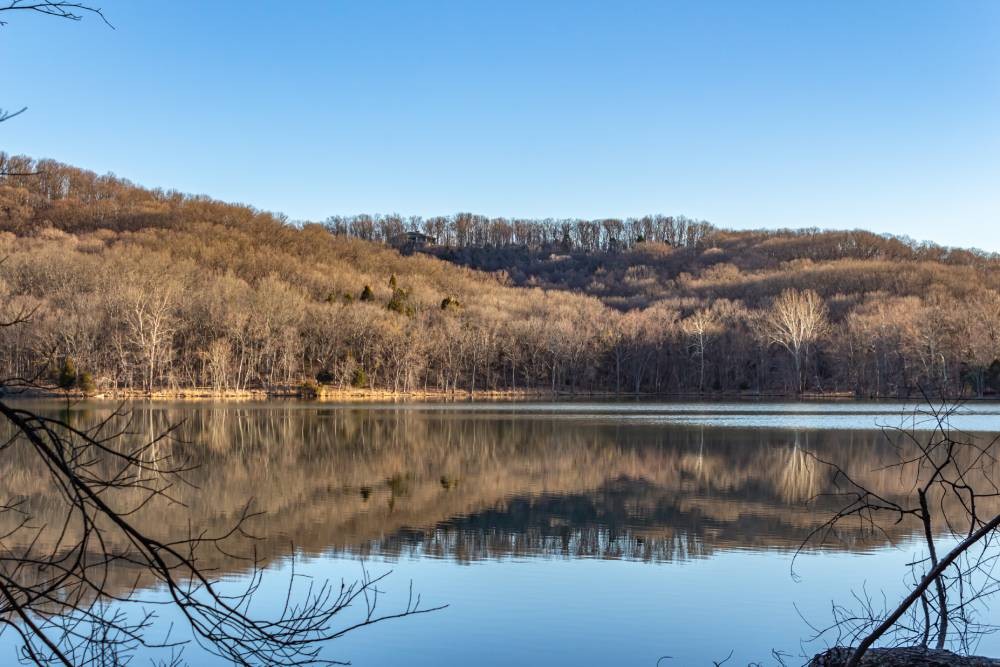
[[5, 386, 997, 403]]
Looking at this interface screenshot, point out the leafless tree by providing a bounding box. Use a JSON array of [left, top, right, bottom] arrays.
[[800, 399, 1000, 666], [682, 309, 721, 393], [757, 289, 830, 394]]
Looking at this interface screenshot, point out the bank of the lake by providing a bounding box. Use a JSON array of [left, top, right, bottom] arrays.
[[7, 384, 882, 402]]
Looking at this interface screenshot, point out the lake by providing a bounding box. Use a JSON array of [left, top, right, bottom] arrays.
[[4, 400, 1000, 665]]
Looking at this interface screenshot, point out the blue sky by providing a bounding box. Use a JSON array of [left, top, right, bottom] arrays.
[[2, 1, 998, 250]]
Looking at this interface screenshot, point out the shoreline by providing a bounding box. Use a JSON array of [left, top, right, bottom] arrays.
[[4, 386, 995, 403]]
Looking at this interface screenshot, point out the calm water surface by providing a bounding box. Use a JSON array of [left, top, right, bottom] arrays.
[[4, 400, 1000, 665]]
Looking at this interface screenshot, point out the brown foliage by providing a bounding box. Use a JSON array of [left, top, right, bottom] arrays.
[[2, 153, 999, 397]]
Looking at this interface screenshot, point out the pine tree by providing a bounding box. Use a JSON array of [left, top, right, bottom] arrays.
[[57, 358, 78, 390], [77, 371, 97, 395]]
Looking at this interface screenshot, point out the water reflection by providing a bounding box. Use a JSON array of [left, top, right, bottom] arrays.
[[6, 400, 990, 583]]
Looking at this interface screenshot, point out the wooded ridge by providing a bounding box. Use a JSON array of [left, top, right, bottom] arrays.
[[2, 153, 999, 397]]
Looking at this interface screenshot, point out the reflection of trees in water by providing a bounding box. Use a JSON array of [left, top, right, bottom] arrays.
[[0, 403, 965, 576], [374, 524, 706, 563], [362, 482, 714, 562], [778, 431, 818, 503]]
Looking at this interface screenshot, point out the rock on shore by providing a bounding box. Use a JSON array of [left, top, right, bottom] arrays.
[[810, 647, 1000, 666]]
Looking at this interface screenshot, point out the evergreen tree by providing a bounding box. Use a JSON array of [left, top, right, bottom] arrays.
[[77, 371, 97, 395], [387, 287, 414, 316], [57, 358, 78, 391]]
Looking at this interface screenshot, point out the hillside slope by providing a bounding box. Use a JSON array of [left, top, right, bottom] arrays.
[[434, 227, 999, 312], [1, 153, 998, 397]]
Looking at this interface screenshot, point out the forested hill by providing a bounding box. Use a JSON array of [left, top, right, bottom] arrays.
[[434, 227, 1000, 311], [329, 213, 999, 310], [2, 153, 999, 398]]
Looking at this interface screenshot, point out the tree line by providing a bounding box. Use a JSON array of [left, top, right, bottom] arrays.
[[323, 212, 714, 252], [2, 153, 1000, 397]]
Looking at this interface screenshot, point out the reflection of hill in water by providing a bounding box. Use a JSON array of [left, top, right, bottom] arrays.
[[3, 402, 989, 578], [371, 476, 821, 562]]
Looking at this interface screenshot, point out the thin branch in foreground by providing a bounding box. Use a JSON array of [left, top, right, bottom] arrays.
[[801, 397, 1000, 666], [0, 1, 114, 29]]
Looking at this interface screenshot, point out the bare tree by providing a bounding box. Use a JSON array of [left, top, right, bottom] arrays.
[[801, 400, 1000, 666], [113, 280, 178, 394], [681, 309, 721, 393], [757, 289, 830, 394]]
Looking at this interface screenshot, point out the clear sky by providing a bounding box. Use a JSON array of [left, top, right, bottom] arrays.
[[2, 1, 998, 250]]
